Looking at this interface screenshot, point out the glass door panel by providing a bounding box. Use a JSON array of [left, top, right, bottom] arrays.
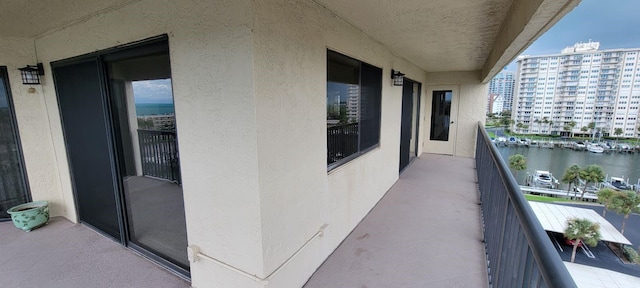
[[0, 67, 30, 219], [107, 52, 189, 270]]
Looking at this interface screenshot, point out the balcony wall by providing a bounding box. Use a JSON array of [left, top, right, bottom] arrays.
[[0, 37, 71, 220]]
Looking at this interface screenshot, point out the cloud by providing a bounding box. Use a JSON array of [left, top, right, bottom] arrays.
[[132, 79, 174, 104]]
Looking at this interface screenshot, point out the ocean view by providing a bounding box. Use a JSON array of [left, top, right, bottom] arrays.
[[135, 103, 175, 116]]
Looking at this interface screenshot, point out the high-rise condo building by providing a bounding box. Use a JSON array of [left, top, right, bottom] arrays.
[[512, 41, 640, 138], [487, 70, 515, 114]]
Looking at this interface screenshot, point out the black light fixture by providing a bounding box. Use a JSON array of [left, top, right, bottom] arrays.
[[18, 63, 44, 85], [391, 69, 405, 86]]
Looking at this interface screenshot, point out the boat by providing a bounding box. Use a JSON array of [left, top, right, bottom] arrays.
[[602, 176, 634, 191], [526, 139, 538, 148], [539, 140, 554, 149], [573, 141, 586, 151], [586, 143, 604, 153], [526, 170, 559, 189]]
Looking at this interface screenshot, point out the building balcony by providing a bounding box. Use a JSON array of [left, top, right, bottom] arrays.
[[1, 127, 577, 288]]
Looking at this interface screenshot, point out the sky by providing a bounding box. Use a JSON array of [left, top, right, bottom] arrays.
[[132, 79, 174, 104], [506, 0, 640, 70]]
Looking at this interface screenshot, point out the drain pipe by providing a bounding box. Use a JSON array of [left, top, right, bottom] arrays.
[[188, 224, 328, 284]]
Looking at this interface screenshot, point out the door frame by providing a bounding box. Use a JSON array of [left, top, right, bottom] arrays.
[[399, 78, 421, 173], [423, 85, 460, 156], [51, 35, 190, 278]]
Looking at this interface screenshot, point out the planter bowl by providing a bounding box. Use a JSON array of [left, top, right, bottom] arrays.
[[7, 201, 49, 232]]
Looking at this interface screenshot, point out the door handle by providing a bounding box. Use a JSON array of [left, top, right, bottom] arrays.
[[450, 121, 455, 124]]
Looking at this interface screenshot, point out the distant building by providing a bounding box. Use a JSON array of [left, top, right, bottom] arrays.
[[513, 41, 640, 138], [487, 70, 515, 114]]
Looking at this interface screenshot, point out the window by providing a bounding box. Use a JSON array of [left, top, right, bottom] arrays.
[[327, 50, 382, 168], [0, 67, 30, 219]]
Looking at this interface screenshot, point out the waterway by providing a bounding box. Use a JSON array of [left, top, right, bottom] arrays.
[[496, 145, 640, 189]]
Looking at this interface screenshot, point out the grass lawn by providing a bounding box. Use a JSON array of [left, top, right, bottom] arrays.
[[524, 194, 574, 203]]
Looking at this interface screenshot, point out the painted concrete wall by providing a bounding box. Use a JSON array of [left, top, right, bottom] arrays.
[[251, 1, 428, 287], [8, 1, 482, 288], [31, 1, 265, 287], [425, 71, 488, 158], [0, 37, 71, 220]]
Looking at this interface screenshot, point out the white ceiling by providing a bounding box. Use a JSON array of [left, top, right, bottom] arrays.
[[0, 0, 136, 38], [0, 0, 576, 79], [314, 0, 514, 72]]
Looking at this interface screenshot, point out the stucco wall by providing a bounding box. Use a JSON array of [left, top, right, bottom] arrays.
[[10, 1, 483, 287], [251, 1, 428, 287], [425, 71, 487, 158], [31, 1, 265, 287], [0, 37, 70, 219]]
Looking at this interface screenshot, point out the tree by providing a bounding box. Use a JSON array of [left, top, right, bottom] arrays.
[[542, 117, 550, 134], [567, 121, 577, 137], [564, 218, 601, 263], [610, 191, 640, 235], [588, 122, 596, 140], [614, 128, 623, 141], [578, 165, 605, 200], [596, 188, 617, 217], [561, 165, 581, 197], [548, 121, 554, 135], [580, 126, 588, 137], [508, 154, 526, 178]]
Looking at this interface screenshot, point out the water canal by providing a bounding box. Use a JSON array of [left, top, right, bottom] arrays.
[[496, 145, 640, 189]]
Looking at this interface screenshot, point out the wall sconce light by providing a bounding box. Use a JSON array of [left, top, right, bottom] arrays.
[[18, 63, 44, 85], [391, 69, 405, 86]]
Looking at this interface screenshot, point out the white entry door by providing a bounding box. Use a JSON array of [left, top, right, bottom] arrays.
[[424, 85, 459, 155]]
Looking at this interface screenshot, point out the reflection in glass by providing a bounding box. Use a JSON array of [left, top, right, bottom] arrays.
[[0, 69, 29, 219], [430, 90, 453, 141], [108, 54, 188, 270]]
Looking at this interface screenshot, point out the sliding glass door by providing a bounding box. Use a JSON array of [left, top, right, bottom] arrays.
[[0, 67, 30, 219], [53, 36, 189, 275]]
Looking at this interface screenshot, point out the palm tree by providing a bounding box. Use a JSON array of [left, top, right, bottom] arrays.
[[596, 188, 617, 217], [588, 122, 596, 140], [614, 128, 623, 141], [578, 165, 605, 200], [561, 165, 581, 196], [580, 126, 588, 137], [564, 218, 601, 263], [508, 154, 526, 178], [610, 191, 640, 235]]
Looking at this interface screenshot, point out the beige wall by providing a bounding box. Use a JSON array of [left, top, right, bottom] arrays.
[[0, 37, 71, 220], [5, 1, 486, 287], [32, 1, 266, 287], [425, 71, 487, 158], [252, 1, 429, 287]]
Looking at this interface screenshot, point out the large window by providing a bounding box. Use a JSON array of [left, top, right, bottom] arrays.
[[327, 50, 382, 169]]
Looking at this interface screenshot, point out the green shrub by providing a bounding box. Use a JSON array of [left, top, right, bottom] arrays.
[[623, 246, 640, 264]]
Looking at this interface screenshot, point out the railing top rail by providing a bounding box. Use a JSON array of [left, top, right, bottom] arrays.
[[477, 122, 577, 288]]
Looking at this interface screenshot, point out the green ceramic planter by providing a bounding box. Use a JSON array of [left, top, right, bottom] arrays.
[[7, 201, 49, 232]]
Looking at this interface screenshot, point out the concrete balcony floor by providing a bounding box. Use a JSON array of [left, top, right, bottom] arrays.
[[0, 154, 487, 288], [304, 154, 489, 288], [0, 217, 190, 288]]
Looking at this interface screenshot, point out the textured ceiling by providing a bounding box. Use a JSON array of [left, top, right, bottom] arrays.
[[0, 0, 137, 38], [314, 0, 514, 72]]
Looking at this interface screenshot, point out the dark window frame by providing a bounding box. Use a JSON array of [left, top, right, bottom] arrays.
[[0, 66, 32, 220], [326, 50, 382, 171]]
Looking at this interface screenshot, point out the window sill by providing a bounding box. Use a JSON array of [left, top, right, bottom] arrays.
[[327, 144, 380, 174]]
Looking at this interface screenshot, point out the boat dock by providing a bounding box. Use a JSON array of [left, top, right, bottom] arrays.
[[520, 186, 598, 202]]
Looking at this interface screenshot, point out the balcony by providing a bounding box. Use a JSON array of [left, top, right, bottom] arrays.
[[0, 125, 577, 288], [306, 125, 576, 287], [0, 217, 190, 287]]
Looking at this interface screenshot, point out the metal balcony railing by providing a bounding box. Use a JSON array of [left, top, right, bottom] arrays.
[[327, 123, 358, 165], [475, 123, 577, 288], [138, 129, 181, 184]]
